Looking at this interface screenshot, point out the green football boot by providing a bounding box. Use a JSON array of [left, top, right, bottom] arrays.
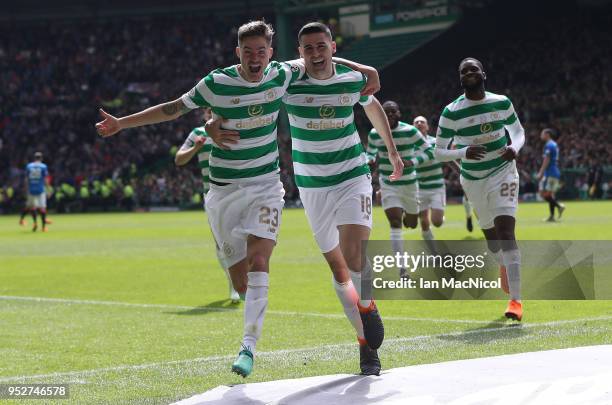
[[231, 346, 254, 378]]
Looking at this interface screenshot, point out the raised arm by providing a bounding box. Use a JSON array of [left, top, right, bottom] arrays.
[[363, 97, 403, 180], [96, 98, 191, 138]]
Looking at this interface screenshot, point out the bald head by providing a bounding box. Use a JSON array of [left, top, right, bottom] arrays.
[[413, 116, 429, 135], [413, 116, 427, 125]]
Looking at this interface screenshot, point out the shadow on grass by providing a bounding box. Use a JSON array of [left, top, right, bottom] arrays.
[[437, 316, 527, 344], [165, 299, 241, 316], [223, 374, 399, 405]]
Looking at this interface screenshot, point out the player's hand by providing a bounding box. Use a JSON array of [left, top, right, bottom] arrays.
[[194, 136, 206, 147], [499, 146, 517, 161], [360, 66, 380, 96], [388, 151, 404, 181], [536, 172, 543, 181], [204, 116, 239, 150], [96, 109, 122, 137], [466, 145, 486, 160]]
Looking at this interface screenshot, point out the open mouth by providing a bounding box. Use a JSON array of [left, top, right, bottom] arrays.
[[249, 64, 262, 73], [312, 59, 325, 67]]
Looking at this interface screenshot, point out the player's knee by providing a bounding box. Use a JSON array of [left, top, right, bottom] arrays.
[[389, 218, 402, 229], [404, 216, 418, 229], [249, 253, 269, 272], [498, 229, 516, 241]]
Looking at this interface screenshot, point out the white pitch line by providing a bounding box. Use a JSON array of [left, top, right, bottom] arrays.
[[0, 295, 498, 324], [1, 314, 611, 383]]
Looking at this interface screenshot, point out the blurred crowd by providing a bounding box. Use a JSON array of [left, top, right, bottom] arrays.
[[1, 8, 610, 212]]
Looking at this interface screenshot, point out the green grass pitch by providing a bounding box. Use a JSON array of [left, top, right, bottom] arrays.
[[1, 201, 611, 404]]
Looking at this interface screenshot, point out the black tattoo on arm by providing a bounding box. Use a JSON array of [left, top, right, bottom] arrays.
[[162, 99, 191, 116]]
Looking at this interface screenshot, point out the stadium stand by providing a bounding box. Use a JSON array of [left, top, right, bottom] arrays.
[[0, 1, 610, 212]]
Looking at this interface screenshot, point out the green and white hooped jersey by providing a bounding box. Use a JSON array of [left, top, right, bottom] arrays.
[[283, 64, 372, 189], [181, 61, 304, 183], [437, 92, 519, 181], [367, 121, 433, 186], [416, 135, 445, 190], [181, 127, 213, 195]]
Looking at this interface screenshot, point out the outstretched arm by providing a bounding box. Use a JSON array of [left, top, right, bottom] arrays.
[[404, 130, 434, 168], [96, 98, 191, 138], [332, 57, 380, 96], [363, 97, 403, 180]]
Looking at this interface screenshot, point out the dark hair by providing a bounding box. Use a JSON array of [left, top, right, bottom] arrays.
[[542, 128, 558, 140], [298, 22, 332, 42], [459, 57, 484, 70], [237, 20, 274, 46]]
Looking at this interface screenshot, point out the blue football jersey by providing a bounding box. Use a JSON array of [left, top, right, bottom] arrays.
[[543, 140, 560, 178], [26, 162, 48, 195]]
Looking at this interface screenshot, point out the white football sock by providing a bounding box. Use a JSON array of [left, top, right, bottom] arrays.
[[390, 227, 404, 258], [421, 229, 435, 240], [242, 271, 269, 354], [349, 269, 372, 308], [502, 249, 521, 301], [333, 277, 365, 339], [463, 196, 473, 217], [492, 250, 503, 266]]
